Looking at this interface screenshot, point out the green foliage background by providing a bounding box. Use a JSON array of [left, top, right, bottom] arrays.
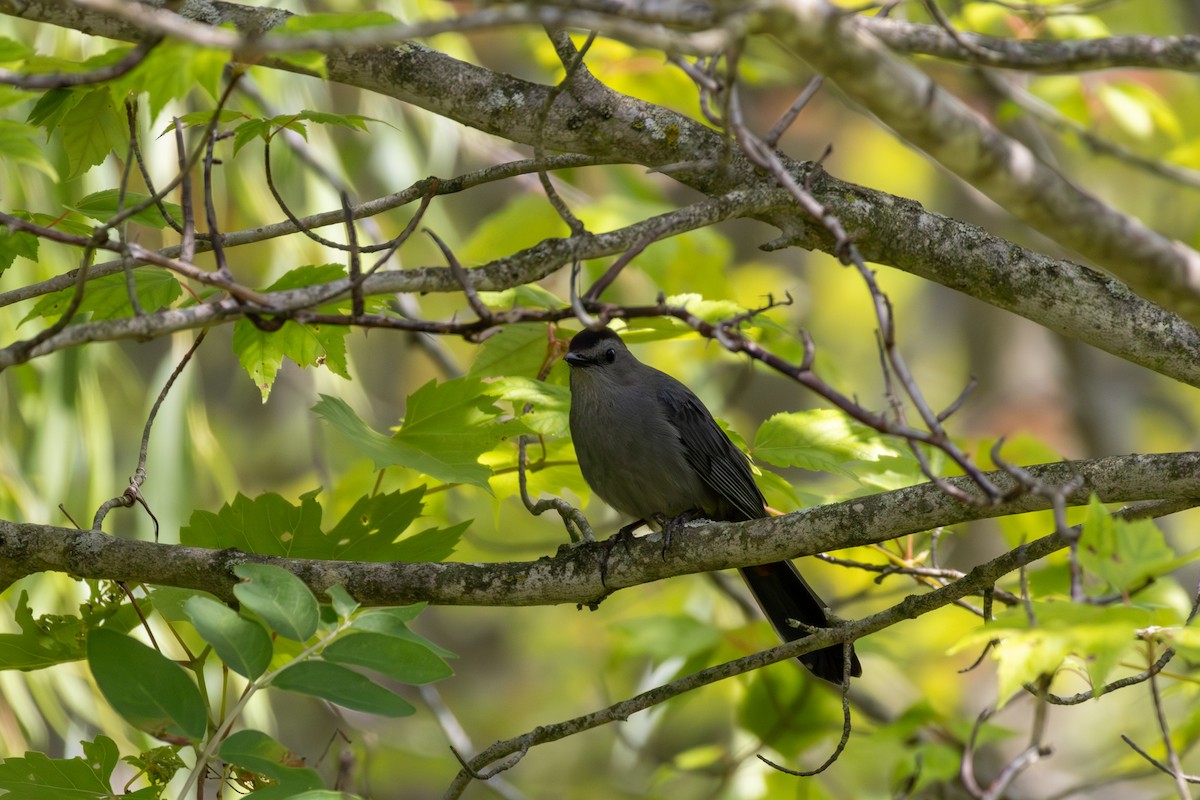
[[2, 1, 1200, 798]]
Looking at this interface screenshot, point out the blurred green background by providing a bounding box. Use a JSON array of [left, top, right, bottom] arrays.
[[3, 0, 1200, 797]]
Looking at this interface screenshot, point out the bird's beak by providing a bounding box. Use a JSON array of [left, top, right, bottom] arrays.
[[564, 352, 587, 368]]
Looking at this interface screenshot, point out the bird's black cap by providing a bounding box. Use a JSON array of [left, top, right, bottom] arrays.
[[568, 327, 621, 352]]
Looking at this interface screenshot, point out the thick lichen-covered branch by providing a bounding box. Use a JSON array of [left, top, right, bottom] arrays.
[[2, 453, 1197, 605]]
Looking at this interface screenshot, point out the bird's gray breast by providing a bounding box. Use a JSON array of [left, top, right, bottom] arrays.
[[569, 375, 715, 521]]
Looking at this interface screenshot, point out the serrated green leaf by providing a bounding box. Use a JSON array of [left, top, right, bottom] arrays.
[[233, 117, 272, 154], [0, 589, 142, 671], [953, 601, 1159, 703], [0, 220, 40, 276], [271, 661, 415, 716], [162, 109, 248, 134], [392, 520, 467, 562], [315, 378, 526, 489], [181, 488, 460, 562], [323, 632, 453, 684], [1078, 495, 1194, 592], [80, 735, 119, 783], [60, 88, 129, 178], [0, 739, 118, 799], [19, 269, 182, 326], [266, 115, 308, 140], [26, 86, 85, 131], [753, 409, 900, 476], [183, 596, 273, 679], [113, 38, 229, 117], [396, 377, 527, 487], [87, 629, 207, 741], [233, 316, 349, 401], [232, 265, 349, 401], [232, 563, 320, 642], [311, 394, 409, 464], [0, 591, 87, 670], [73, 189, 183, 229], [489, 376, 571, 437], [323, 491, 446, 561], [468, 324, 557, 379]]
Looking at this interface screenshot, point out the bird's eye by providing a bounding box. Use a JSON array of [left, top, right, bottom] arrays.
[[604, 348, 616, 364]]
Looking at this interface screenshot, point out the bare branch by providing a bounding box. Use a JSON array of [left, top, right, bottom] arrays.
[[861, 17, 1200, 73]]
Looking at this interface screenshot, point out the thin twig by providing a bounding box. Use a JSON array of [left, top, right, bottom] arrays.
[[91, 330, 209, 535]]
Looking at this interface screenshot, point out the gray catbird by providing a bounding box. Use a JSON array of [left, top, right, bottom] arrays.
[[565, 327, 861, 683]]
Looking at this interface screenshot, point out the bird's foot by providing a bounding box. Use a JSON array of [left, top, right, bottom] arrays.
[[653, 508, 704, 560]]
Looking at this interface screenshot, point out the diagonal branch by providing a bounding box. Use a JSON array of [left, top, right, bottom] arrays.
[[763, 0, 1200, 326], [861, 17, 1200, 73]]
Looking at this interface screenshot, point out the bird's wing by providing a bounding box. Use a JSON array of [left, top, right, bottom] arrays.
[[656, 385, 766, 521]]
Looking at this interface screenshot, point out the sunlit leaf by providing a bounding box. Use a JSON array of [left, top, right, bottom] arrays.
[[1077, 495, 1195, 592], [314, 377, 528, 489], [753, 409, 902, 476], [0, 36, 31, 62], [952, 601, 1163, 702], [489, 376, 570, 437]]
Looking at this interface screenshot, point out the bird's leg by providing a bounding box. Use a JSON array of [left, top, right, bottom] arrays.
[[599, 518, 647, 586], [654, 508, 704, 559]]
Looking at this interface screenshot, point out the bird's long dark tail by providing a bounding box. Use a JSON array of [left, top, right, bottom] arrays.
[[738, 561, 861, 684]]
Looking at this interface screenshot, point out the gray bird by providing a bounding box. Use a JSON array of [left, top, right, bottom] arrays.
[[565, 327, 861, 683]]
